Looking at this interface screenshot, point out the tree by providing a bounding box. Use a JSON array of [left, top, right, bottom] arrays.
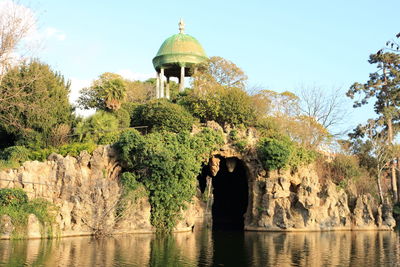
[[252, 89, 330, 148], [0, 0, 36, 81], [380, 32, 400, 54], [78, 72, 127, 111], [181, 86, 256, 126], [126, 79, 154, 103], [258, 90, 300, 117], [298, 86, 348, 134], [133, 99, 195, 133], [347, 52, 400, 202], [351, 120, 394, 203], [182, 56, 255, 126], [0, 60, 73, 147], [74, 111, 119, 144], [194, 56, 248, 90]]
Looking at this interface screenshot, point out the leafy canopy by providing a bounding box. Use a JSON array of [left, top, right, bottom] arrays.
[[0, 61, 73, 148], [133, 99, 195, 133]]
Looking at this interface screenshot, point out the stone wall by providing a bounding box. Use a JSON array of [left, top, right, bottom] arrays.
[[0, 146, 206, 239]]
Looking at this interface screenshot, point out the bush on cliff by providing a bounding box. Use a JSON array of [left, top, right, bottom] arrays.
[[115, 128, 223, 232], [0, 188, 57, 238], [257, 134, 316, 171], [180, 86, 256, 126], [0, 143, 97, 170], [132, 99, 195, 133]]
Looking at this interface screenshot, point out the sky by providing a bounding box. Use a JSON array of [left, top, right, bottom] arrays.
[[7, 0, 400, 134]]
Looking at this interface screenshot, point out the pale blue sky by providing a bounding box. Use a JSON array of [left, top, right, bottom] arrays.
[[23, 0, 400, 133]]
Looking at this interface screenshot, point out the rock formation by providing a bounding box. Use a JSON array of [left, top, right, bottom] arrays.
[[0, 126, 396, 239], [206, 135, 396, 232]]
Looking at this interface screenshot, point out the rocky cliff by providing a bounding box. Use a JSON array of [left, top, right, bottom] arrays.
[[0, 146, 206, 239], [204, 126, 396, 231], [0, 130, 396, 239]]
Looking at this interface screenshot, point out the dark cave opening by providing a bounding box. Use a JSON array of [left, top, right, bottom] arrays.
[[198, 157, 249, 230]]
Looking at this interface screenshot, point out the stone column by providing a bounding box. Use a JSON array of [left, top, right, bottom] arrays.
[[160, 68, 165, 98], [166, 77, 170, 99], [156, 72, 160, 99], [179, 66, 185, 92]]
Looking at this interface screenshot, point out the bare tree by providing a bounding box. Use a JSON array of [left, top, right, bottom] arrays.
[[363, 120, 394, 204], [298, 86, 348, 135], [0, 0, 37, 81]]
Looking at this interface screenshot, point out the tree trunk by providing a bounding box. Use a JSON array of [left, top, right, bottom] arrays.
[[397, 157, 400, 202], [377, 173, 385, 204], [387, 118, 398, 203]]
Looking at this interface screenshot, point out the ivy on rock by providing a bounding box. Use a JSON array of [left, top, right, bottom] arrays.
[[115, 128, 223, 232]]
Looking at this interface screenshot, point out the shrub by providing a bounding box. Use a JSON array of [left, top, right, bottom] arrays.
[[0, 192, 57, 238], [133, 99, 195, 133], [0, 188, 28, 207], [49, 124, 71, 147], [257, 136, 293, 171], [0, 146, 30, 163], [257, 135, 316, 171], [120, 172, 140, 191], [330, 154, 363, 183], [115, 128, 223, 232], [112, 107, 131, 128], [229, 129, 248, 152], [74, 111, 120, 144], [0, 143, 97, 170], [289, 145, 317, 169], [56, 142, 97, 157], [181, 86, 256, 126]]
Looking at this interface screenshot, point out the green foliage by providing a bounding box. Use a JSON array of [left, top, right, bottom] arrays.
[[75, 111, 120, 144], [181, 86, 256, 126], [190, 128, 225, 162], [55, 143, 97, 157], [393, 203, 400, 215], [330, 154, 363, 183], [0, 189, 28, 207], [133, 99, 195, 133], [0, 146, 30, 163], [257, 134, 316, 171], [234, 140, 248, 152], [229, 129, 248, 152], [0, 143, 97, 170], [25, 199, 58, 226], [0, 61, 74, 148], [257, 136, 293, 171], [0, 160, 20, 170], [78, 72, 127, 111], [0, 191, 57, 238], [120, 172, 140, 191], [289, 145, 317, 169], [112, 107, 131, 128], [115, 128, 223, 232], [116, 172, 148, 219]]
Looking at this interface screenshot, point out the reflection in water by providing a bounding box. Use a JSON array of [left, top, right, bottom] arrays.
[[0, 227, 399, 267]]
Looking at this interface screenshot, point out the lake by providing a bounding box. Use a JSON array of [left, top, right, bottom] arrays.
[[0, 226, 399, 267]]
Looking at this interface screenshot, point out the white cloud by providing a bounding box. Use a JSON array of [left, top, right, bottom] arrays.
[[117, 69, 154, 81], [69, 77, 95, 117], [44, 27, 67, 41]]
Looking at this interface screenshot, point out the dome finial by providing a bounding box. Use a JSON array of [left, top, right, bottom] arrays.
[[178, 18, 185, 34]]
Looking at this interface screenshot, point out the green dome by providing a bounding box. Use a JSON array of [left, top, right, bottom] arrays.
[[152, 33, 208, 73]]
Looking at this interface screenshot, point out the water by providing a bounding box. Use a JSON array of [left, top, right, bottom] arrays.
[[0, 227, 399, 267]]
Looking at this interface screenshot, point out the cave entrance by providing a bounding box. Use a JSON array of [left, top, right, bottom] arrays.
[[198, 157, 249, 230]]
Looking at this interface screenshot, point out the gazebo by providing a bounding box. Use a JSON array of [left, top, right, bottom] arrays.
[[152, 19, 208, 99]]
